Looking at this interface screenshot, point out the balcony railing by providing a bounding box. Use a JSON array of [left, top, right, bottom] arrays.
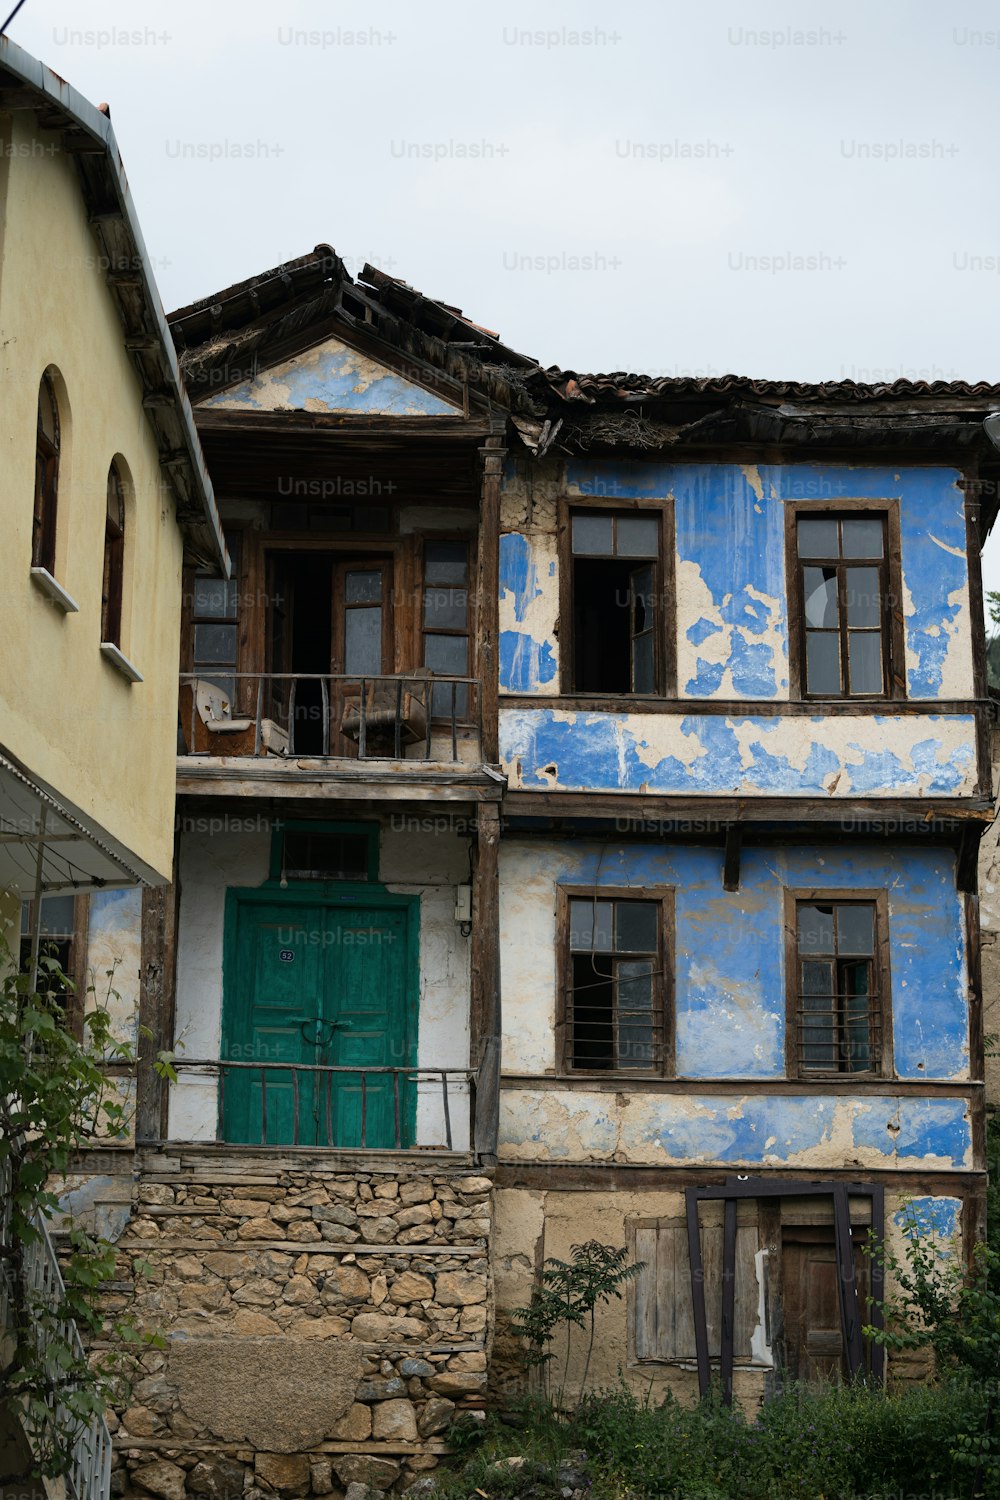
[[174, 1060, 477, 1153], [1, 1156, 113, 1500], [179, 671, 480, 762]]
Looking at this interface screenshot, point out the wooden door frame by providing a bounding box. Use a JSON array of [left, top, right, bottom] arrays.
[[220, 884, 421, 1144]]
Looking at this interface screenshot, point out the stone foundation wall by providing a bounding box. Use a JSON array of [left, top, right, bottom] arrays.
[[100, 1151, 494, 1499]]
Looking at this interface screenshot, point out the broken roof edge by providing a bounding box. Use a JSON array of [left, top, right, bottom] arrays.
[[0, 35, 228, 575]]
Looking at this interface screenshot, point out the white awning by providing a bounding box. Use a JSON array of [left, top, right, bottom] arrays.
[[0, 750, 144, 897]]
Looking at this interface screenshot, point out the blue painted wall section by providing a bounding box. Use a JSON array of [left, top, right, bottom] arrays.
[[499, 1091, 972, 1169], [203, 336, 458, 416], [542, 842, 968, 1080], [498, 460, 970, 699], [498, 710, 976, 797], [893, 1196, 961, 1245]]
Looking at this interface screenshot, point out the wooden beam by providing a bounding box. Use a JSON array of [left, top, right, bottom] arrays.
[[471, 802, 501, 1164], [722, 823, 741, 891], [477, 436, 504, 766]]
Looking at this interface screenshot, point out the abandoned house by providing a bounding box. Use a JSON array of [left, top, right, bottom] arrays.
[[3, 35, 1000, 1488], [0, 36, 224, 1498]]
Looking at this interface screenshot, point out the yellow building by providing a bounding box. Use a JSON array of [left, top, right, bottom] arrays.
[[0, 36, 224, 1500], [0, 37, 225, 905]]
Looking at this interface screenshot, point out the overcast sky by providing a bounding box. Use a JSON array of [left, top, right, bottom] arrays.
[[9, 0, 1000, 614]]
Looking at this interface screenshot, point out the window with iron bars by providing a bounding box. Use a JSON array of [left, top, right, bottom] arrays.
[[791, 897, 887, 1075], [562, 893, 671, 1074]]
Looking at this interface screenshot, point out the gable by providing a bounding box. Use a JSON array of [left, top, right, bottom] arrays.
[[201, 333, 460, 416]]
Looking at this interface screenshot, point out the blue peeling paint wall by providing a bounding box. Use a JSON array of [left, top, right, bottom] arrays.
[[498, 459, 973, 701], [500, 840, 969, 1085], [202, 335, 458, 417]]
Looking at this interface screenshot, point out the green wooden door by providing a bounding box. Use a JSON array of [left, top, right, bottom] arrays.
[[221, 899, 414, 1147]]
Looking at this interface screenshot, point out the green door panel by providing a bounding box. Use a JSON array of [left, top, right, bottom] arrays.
[[221, 895, 415, 1148]]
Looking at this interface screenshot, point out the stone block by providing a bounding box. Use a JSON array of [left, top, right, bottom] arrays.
[[397, 1182, 433, 1205], [417, 1397, 455, 1436], [351, 1313, 425, 1342], [389, 1272, 433, 1304], [132, 1461, 186, 1500], [371, 1398, 418, 1441], [434, 1272, 486, 1307], [329, 1402, 372, 1440], [187, 1456, 246, 1498], [255, 1453, 311, 1496], [333, 1458, 400, 1492]]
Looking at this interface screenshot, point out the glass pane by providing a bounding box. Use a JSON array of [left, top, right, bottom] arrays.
[[308, 506, 351, 531], [425, 540, 469, 585], [803, 567, 839, 628], [798, 904, 834, 956], [837, 905, 874, 956], [618, 960, 653, 1010], [616, 515, 660, 557], [616, 902, 658, 953], [38, 377, 57, 444], [572, 513, 614, 555], [107, 467, 124, 529], [423, 587, 468, 629], [425, 633, 468, 675], [805, 632, 842, 694], [344, 607, 382, 675], [193, 575, 234, 619], [570, 899, 613, 952], [345, 570, 382, 605], [283, 832, 368, 882], [842, 516, 884, 559], [618, 1020, 654, 1069], [631, 564, 655, 632], [194, 623, 237, 664], [632, 632, 654, 694], [848, 632, 883, 694], [802, 960, 835, 995], [797, 517, 839, 557], [39, 894, 76, 937], [845, 567, 880, 627]]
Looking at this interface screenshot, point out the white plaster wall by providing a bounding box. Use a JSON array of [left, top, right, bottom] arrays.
[[168, 820, 472, 1146], [499, 843, 558, 1075]]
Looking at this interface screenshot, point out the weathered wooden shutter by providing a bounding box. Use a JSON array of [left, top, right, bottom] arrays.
[[634, 1222, 760, 1362]]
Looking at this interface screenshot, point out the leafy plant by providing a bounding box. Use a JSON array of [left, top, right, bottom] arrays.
[[509, 1240, 643, 1409], [864, 1207, 1000, 1495], [0, 929, 173, 1478]]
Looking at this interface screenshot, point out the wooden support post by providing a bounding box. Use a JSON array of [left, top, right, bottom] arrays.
[[471, 803, 501, 1164], [477, 435, 505, 766], [833, 1184, 865, 1379], [136, 877, 178, 1143], [720, 1196, 737, 1404], [685, 1188, 711, 1399]]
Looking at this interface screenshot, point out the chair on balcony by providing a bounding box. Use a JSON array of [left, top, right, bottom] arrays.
[[179, 679, 288, 758], [340, 672, 430, 755]]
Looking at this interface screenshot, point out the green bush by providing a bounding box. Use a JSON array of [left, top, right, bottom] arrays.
[[435, 1381, 1000, 1499]]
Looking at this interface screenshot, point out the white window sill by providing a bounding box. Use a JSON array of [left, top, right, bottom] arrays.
[[30, 567, 78, 613], [100, 642, 143, 683]]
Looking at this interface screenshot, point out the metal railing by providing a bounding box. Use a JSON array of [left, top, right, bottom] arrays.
[[179, 671, 480, 762], [175, 1059, 477, 1152], [1, 1155, 113, 1500]]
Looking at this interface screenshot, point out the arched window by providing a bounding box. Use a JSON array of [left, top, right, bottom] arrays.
[[102, 462, 125, 646], [33, 373, 60, 572]]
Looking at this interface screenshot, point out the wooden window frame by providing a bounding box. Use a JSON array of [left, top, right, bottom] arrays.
[[556, 884, 675, 1078], [557, 495, 676, 699], [101, 463, 126, 647], [20, 893, 90, 1041], [268, 818, 380, 886], [783, 888, 894, 1080], [33, 373, 60, 574], [784, 500, 905, 701]]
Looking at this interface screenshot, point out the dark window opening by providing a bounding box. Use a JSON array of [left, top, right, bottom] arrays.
[[795, 900, 880, 1073], [570, 511, 659, 694], [102, 463, 125, 647], [270, 502, 391, 534], [797, 514, 888, 697], [33, 373, 60, 573], [567, 896, 660, 1071], [279, 830, 371, 882]]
